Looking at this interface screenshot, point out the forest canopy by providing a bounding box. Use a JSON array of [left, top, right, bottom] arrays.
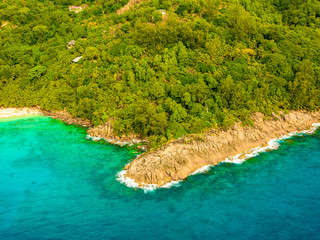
[[1, 0, 320, 147]]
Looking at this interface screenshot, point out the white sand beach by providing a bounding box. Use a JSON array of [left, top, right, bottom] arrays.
[[0, 108, 42, 118]]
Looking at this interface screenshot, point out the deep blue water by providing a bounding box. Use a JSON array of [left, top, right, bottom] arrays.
[[0, 116, 319, 240]]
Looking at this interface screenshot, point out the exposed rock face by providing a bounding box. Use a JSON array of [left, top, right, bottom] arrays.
[[124, 111, 320, 187], [87, 119, 114, 138]]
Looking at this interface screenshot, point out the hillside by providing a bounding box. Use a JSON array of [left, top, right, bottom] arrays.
[[1, 0, 320, 147]]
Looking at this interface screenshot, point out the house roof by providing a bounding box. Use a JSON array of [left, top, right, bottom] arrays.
[[72, 56, 83, 63], [67, 40, 76, 46], [69, 6, 82, 10], [157, 9, 166, 15], [69, 6, 83, 12]]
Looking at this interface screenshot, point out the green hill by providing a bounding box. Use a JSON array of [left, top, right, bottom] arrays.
[[1, 0, 320, 147]]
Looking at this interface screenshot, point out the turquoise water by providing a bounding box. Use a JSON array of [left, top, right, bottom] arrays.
[[0, 116, 319, 240]]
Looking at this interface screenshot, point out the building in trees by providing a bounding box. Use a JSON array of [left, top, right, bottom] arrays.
[[66, 40, 76, 50], [69, 6, 83, 13], [72, 56, 83, 63]]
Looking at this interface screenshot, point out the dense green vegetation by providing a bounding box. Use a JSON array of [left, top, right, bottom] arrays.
[[1, 0, 320, 147]]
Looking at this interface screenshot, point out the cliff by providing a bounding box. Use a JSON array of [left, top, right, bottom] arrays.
[[123, 111, 320, 187]]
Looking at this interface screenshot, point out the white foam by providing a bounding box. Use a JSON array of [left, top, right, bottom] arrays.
[[87, 136, 102, 141], [190, 165, 212, 175], [116, 167, 181, 193], [116, 169, 158, 193], [223, 123, 320, 164], [161, 180, 181, 189], [116, 170, 140, 188], [300, 123, 320, 134], [223, 139, 280, 164]]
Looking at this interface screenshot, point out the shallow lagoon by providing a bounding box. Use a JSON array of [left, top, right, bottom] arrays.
[[0, 116, 319, 240]]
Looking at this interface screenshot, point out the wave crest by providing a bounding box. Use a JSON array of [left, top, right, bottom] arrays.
[[116, 169, 180, 193]]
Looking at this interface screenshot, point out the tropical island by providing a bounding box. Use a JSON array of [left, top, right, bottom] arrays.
[[1, 0, 320, 188]]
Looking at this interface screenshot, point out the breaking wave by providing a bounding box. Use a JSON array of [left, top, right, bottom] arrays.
[[116, 168, 181, 193]]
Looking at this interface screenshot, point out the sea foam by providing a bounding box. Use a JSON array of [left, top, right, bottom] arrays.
[[116, 123, 320, 192], [189, 165, 212, 175], [224, 123, 320, 164], [116, 168, 181, 193]]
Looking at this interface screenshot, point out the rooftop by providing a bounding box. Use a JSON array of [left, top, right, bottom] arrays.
[[157, 9, 166, 15], [67, 40, 76, 46], [72, 56, 83, 63], [69, 6, 83, 13]]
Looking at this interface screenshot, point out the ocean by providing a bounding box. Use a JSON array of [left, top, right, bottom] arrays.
[[0, 116, 319, 240]]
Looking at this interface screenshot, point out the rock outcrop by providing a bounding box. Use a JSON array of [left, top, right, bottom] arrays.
[[87, 119, 145, 143], [87, 119, 114, 138], [124, 111, 320, 187], [43, 110, 146, 145]]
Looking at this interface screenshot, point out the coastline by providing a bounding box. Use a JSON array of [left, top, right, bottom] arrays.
[[120, 111, 320, 190], [86, 134, 147, 150], [2, 108, 320, 191], [87, 120, 147, 148], [0, 107, 145, 148], [41, 109, 92, 127]]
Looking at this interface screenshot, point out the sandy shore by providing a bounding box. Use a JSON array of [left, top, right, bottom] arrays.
[[0, 108, 42, 118], [0, 107, 92, 127]]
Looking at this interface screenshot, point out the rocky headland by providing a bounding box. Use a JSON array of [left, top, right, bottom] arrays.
[[121, 111, 320, 188]]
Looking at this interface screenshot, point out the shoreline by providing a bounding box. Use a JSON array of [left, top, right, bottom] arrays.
[[121, 111, 320, 190], [117, 122, 320, 192], [86, 134, 147, 150], [0, 107, 145, 149], [0, 107, 91, 127], [2, 108, 320, 192], [0, 108, 42, 119]]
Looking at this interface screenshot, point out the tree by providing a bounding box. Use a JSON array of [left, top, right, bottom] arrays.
[[27, 66, 46, 83], [76, 98, 96, 120], [85, 47, 100, 60], [289, 60, 317, 109], [228, 5, 257, 41], [32, 25, 48, 42]]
